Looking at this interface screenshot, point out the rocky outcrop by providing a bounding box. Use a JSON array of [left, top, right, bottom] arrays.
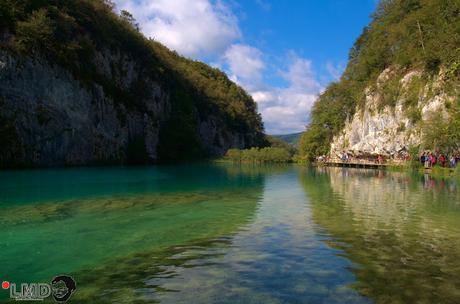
[[330, 67, 452, 157], [0, 50, 166, 167], [0, 1, 266, 168], [199, 115, 248, 156], [0, 49, 257, 167]]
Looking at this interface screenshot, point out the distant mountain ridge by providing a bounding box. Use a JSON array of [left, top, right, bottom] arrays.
[[272, 132, 302, 146]]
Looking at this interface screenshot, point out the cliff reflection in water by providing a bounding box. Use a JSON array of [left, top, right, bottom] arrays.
[[301, 167, 460, 303]]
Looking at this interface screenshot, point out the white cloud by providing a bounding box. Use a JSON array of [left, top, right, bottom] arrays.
[[224, 44, 265, 85], [222, 46, 319, 134], [243, 54, 322, 134], [113, 1, 325, 135], [281, 57, 321, 93], [259, 87, 318, 134], [222, 48, 322, 134], [114, 0, 240, 58], [251, 90, 275, 103]]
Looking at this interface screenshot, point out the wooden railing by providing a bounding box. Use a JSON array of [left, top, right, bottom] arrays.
[[318, 158, 389, 168]]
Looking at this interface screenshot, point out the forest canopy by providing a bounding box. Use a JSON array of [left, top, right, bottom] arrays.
[[0, 0, 266, 160], [299, 0, 460, 160]]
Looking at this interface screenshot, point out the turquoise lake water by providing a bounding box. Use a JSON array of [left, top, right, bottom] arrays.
[[0, 164, 459, 303]]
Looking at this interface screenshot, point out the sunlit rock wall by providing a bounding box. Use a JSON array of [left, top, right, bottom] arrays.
[[330, 67, 453, 157]]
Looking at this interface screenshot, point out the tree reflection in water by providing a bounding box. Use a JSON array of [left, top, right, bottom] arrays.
[[300, 167, 460, 303]]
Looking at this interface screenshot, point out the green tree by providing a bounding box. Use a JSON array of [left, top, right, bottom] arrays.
[[225, 149, 242, 162], [15, 8, 54, 52], [299, 82, 358, 160], [300, 0, 460, 160], [0, 0, 15, 29], [223, 147, 290, 163], [0, 0, 266, 163], [120, 10, 139, 31], [422, 111, 460, 153], [266, 135, 296, 156]]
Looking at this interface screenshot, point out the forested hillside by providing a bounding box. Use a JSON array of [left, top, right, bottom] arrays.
[[300, 0, 460, 160], [0, 0, 265, 167], [273, 132, 302, 146]]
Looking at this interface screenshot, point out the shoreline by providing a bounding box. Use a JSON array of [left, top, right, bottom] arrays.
[[314, 161, 458, 178]]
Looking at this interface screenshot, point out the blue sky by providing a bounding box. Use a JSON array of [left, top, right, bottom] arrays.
[[114, 0, 377, 134]]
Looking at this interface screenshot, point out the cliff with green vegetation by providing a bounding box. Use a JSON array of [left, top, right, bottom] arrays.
[[0, 0, 265, 167], [300, 0, 460, 160]]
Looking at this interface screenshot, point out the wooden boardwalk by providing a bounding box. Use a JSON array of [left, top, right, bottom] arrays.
[[322, 161, 388, 169]]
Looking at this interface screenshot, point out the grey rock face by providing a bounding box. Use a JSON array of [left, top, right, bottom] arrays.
[[198, 115, 250, 157], [0, 51, 168, 167], [0, 50, 253, 167], [330, 67, 451, 157]]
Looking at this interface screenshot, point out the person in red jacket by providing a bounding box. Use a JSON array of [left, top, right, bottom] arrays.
[[439, 154, 446, 167], [431, 154, 437, 167]]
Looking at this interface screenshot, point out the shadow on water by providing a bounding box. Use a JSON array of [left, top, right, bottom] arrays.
[[299, 166, 460, 303], [0, 163, 271, 303], [0, 163, 277, 207]]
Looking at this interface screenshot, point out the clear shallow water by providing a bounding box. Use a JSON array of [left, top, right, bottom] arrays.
[[0, 164, 459, 303]]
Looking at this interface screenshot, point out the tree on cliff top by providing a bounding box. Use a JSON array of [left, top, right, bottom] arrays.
[[299, 0, 460, 160], [0, 0, 265, 161]]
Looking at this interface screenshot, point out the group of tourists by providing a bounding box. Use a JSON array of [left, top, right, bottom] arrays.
[[316, 155, 330, 163], [336, 152, 385, 164], [318, 150, 460, 169], [420, 152, 459, 168], [316, 149, 460, 170]]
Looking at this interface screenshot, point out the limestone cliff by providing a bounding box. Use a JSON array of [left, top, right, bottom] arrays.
[[0, 1, 265, 168], [300, 0, 460, 160], [330, 67, 453, 157]]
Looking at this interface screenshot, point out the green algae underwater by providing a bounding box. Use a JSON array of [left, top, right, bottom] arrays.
[[0, 164, 460, 303]]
